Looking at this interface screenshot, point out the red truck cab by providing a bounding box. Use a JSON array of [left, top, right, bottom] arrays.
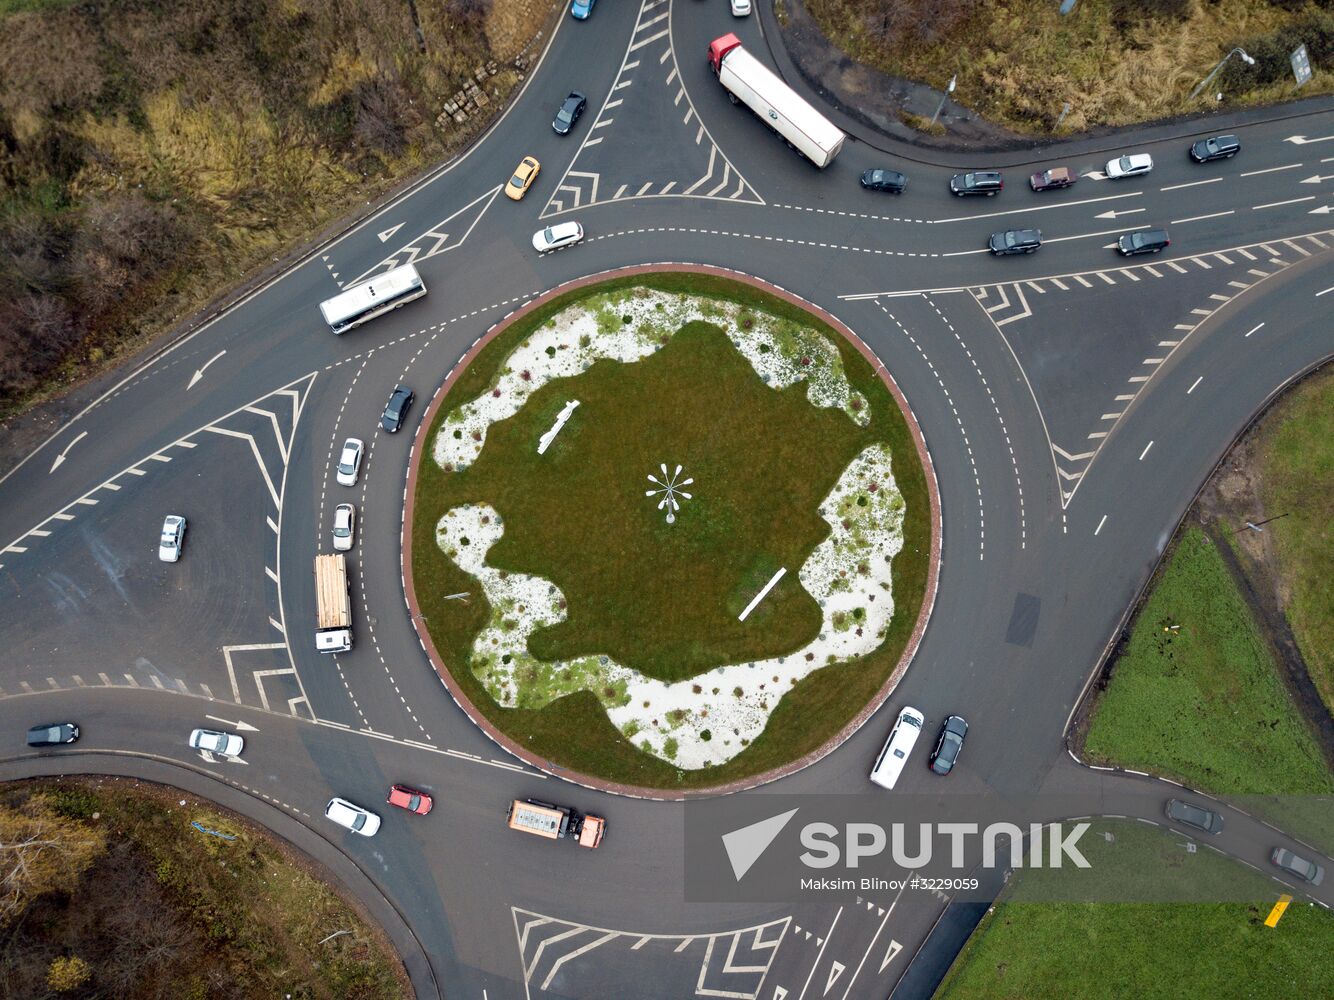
[[708, 33, 742, 74]]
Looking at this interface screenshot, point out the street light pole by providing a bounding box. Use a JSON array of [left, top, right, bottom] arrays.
[[1189, 47, 1256, 101], [930, 74, 957, 127]]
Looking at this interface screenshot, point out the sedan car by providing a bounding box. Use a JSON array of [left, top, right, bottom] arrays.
[[27, 722, 79, 747], [387, 784, 434, 815], [730, 0, 752, 15], [989, 228, 1042, 255], [552, 91, 586, 135], [1272, 847, 1325, 885], [158, 514, 187, 562], [1105, 152, 1154, 178], [570, 0, 594, 18], [860, 168, 907, 194], [332, 503, 356, 552], [1029, 166, 1076, 191], [335, 438, 364, 486], [1117, 228, 1170, 256], [928, 715, 968, 775], [532, 221, 585, 253], [1190, 134, 1240, 163], [949, 170, 1003, 196], [381, 384, 414, 433], [189, 728, 244, 758], [505, 156, 541, 201], [1164, 798, 1223, 834], [325, 797, 381, 837]]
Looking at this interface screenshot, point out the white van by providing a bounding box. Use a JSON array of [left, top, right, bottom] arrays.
[[869, 706, 925, 789]]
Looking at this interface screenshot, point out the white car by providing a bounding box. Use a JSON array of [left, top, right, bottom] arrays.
[[332, 503, 356, 551], [730, 0, 752, 14], [335, 438, 364, 487], [158, 515, 187, 562], [532, 221, 584, 253], [189, 728, 244, 758], [325, 797, 381, 837], [1105, 153, 1153, 179]]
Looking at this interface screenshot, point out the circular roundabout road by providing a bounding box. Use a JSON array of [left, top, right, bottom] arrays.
[[2, 2, 1333, 998]]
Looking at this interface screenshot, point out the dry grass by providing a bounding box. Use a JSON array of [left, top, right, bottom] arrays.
[[807, 0, 1334, 133]]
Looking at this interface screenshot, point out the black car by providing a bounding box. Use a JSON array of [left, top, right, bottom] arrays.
[[1189, 134, 1240, 163], [381, 384, 415, 433], [1164, 798, 1224, 834], [552, 91, 587, 135], [928, 715, 967, 775], [860, 168, 907, 194], [949, 171, 1003, 196], [1117, 228, 1170, 255], [988, 228, 1042, 255], [27, 722, 79, 747]]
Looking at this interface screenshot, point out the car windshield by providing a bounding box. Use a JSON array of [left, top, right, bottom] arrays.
[[510, 173, 525, 187], [557, 107, 572, 122], [333, 523, 350, 537], [1119, 157, 1134, 170]]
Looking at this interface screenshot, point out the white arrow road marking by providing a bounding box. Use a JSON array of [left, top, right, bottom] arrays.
[[823, 961, 845, 996], [197, 749, 217, 763], [1310, 205, 1334, 214], [188, 350, 227, 389], [774, 989, 789, 999], [1300, 174, 1334, 184], [1285, 134, 1334, 144], [205, 715, 259, 732], [1094, 208, 1146, 219], [48, 431, 88, 474], [377, 222, 404, 242], [878, 940, 903, 974]]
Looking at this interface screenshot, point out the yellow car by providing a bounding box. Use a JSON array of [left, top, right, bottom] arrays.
[[505, 156, 541, 200]]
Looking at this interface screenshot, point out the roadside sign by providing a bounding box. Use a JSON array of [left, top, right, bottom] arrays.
[[1264, 894, 1292, 927], [1292, 45, 1312, 88]]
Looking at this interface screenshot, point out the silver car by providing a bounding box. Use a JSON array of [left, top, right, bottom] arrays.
[[325, 797, 381, 837], [158, 515, 187, 562], [332, 503, 356, 552], [1272, 847, 1325, 885], [336, 438, 364, 487], [189, 728, 244, 758]]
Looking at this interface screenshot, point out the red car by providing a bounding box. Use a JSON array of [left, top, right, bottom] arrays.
[[1029, 166, 1076, 191], [387, 784, 433, 815]]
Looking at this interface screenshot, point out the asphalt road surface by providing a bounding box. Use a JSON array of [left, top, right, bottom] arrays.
[[2, 3, 1333, 998]]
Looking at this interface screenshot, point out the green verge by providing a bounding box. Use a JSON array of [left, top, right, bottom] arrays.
[[0, 777, 407, 999], [1257, 368, 1334, 714], [410, 273, 931, 790], [1083, 527, 1332, 796], [934, 820, 1334, 1000]]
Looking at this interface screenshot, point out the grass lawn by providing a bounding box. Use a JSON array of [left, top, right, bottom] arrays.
[[806, 0, 1334, 134], [935, 821, 1334, 1000], [411, 273, 931, 789], [1258, 369, 1334, 714], [0, 777, 407, 999]]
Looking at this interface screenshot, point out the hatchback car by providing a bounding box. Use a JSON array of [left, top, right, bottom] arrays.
[[1190, 134, 1240, 163], [325, 797, 382, 837], [189, 728, 244, 758], [928, 715, 968, 775], [26, 722, 79, 747], [949, 171, 1003, 196], [989, 228, 1042, 255], [532, 221, 585, 253], [381, 385, 414, 433], [1029, 166, 1076, 191], [1105, 153, 1154, 178], [570, 0, 594, 18], [332, 503, 356, 552], [505, 156, 541, 201], [1271, 847, 1325, 885], [387, 784, 434, 815], [1164, 798, 1223, 834], [860, 168, 907, 194], [158, 514, 187, 562], [552, 91, 586, 135], [730, 0, 752, 15], [336, 438, 364, 486], [1117, 228, 1170, 256]]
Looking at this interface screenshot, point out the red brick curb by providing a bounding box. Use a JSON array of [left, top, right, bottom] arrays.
[[400, 264, 942, 800]]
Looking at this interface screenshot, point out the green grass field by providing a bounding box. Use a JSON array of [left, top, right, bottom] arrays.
[[935, 821, 1334, 1000], [1083, 527, 1331, 797], [1258, 369, 1334, 714], [410, 273, 931, 789]]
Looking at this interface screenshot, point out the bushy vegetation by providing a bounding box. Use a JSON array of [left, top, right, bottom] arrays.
[[0, 0, 539, 417], [0, 778, 408, 1000], [805, 0, 1334, 133]]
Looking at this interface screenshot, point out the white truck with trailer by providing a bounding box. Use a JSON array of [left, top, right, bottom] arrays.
[[314, 553, 353, 653], [707, 33, 845, 168]]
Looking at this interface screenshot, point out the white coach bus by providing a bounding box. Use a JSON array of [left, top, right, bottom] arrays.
[[319, 264, 427, 334]]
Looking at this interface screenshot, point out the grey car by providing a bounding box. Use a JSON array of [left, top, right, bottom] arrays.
[[27, 722, 79, 747], [1271, 847, 1325, 885], [1164, 798, 1223, 834], [989, 228, 1042, 255]]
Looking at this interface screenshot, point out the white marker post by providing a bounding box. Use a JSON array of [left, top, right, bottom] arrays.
[[738, 567, 787, 621], [537, 400, 580, 454]]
